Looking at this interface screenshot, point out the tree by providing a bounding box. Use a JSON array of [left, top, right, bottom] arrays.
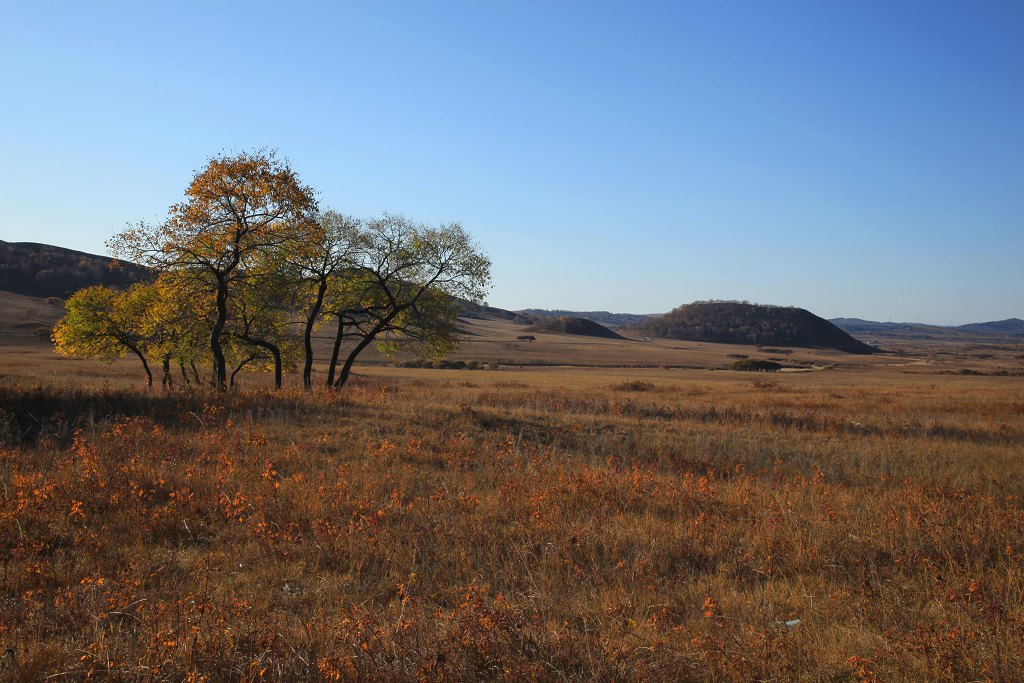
[[52, 283, 161, 387], [145, 274, 213, 388], [325, 214, 491, 389], [287, 211, 364, 390], [109, 150, 317, 390], [227, 268, 300, 389]]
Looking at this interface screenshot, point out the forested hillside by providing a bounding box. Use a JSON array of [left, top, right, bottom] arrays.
[[637, 301, 875, 354], [0, 241, 150, 298]]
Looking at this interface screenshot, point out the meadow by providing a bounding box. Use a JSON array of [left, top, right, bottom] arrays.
[[1, 330, 1023, 681]]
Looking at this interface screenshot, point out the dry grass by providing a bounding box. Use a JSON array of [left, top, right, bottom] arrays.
[[1, 348, 1023, 681]]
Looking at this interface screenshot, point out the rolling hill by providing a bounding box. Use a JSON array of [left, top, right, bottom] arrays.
[[953, 318, 1024, 336], [526, 316, 624, 339], [3, 240, 1016, 355], [831, 317, 1024, 341], [517, 309, 651, 328], [0, 241, 151, 298], [637, 301, 876, 354]]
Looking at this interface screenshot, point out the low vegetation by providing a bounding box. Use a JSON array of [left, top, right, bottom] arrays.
[[394, 358, 494, 370], [1, 367, 1021, 680], [731, 359, 783, 372]]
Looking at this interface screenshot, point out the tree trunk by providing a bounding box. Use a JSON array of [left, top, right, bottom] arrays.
[[270, 344, 282, 389], [126, 344, 153, 389], [334, 331, 377, 389], [161, 356, 173, 390], [332, 310, 404, 390], [236, 336, 283, 390], [230, 353, 258, 388], [211, 277, 229, 390], [303, 277, 328, 391], [179, 360, 191, 386], [326, 314, 344, 388]]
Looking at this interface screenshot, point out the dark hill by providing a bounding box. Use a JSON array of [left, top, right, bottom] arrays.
[[529, 316, 624, 339], [0, 241, 151, 298], [637, 301, 875, 354]]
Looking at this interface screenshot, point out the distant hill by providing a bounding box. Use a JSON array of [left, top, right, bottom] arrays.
[[459, 303, 532, 323], [831, 317, 1024, 341], [638, 301, 875, 354], [830, 318, 950, 339], [0, 290, 65, 342], [528, 316, 624, 339], [518, 309, 651, 328], [955, 318, 1024, 336], [0, 241, 151, 298]]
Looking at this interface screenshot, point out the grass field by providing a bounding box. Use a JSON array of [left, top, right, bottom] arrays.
[[1, 309, 1023, 680]]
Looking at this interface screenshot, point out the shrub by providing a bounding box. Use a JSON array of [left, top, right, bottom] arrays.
[[732, 359, 782, 372], [611, 380, 656, 392]]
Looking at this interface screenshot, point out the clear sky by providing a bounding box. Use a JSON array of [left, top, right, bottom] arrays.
[[2, 1, 1021, 324]]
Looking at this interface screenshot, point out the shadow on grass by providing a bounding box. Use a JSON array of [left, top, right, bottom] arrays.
[[0, 383, 370, 446]]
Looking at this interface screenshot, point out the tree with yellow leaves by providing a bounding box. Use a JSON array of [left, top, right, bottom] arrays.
[[52, 283, 161, 387], [286, 210, 365, 391], [323, 213, 491, 390], [109, 150, 317, 390]]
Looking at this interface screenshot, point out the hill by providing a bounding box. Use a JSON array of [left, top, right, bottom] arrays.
[[638, 301, 876, 354], [527, 316, 625, 339], [459, 302, 532, 323], [955, 318, 1024, 336], [831, 317, 1024, 341], [830, 318, 953, 339], [0, 241, 151, 298], [518, 309, 651, 328], [0, 290, 65, 343]]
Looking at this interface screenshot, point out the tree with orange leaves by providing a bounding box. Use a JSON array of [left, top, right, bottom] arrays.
[[109, 150, 317, 390]]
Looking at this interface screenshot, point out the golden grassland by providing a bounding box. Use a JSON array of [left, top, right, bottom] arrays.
[[1, 326, 1023, 681]]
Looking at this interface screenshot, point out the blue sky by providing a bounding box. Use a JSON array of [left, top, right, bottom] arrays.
[[2, 1, 1021, 324]]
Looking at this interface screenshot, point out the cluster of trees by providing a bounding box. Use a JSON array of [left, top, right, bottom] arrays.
[[731, 358, 783, 372], [52, 151, 491, 390]]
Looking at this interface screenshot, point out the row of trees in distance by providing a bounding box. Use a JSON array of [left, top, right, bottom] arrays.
[[51, 150, 491, 390]]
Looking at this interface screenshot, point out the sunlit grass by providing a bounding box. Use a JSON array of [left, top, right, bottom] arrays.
[[1, 369, 1022, 680]]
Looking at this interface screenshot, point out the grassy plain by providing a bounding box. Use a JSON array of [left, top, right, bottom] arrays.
[[1, 309, 1023, 681]]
